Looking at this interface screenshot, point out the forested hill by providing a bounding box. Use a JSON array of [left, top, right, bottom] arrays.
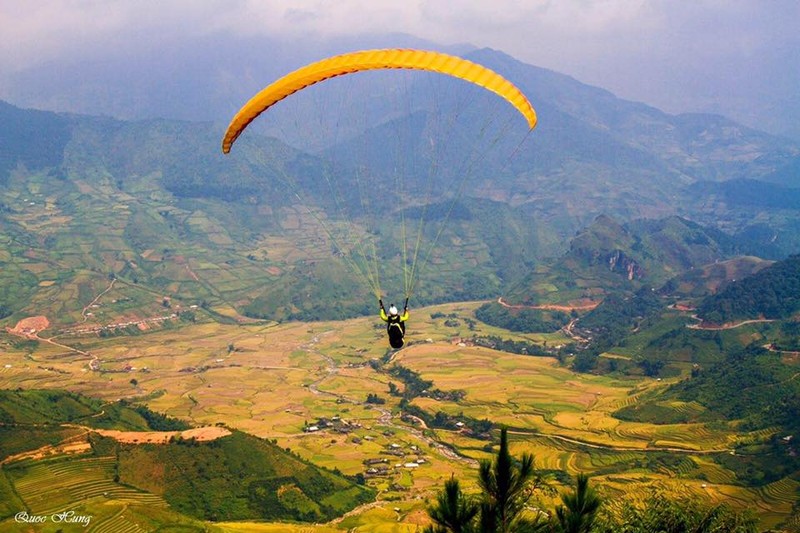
[[500, 214, 753, 307], [0, 100, 70, 184], [0, 389, 188, 430], [696, 254, 800, 324]]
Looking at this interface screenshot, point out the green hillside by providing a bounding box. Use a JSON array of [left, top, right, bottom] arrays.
[[670, 346, 800, 432], [613, 345, 800, 488], [473, 302, 570, 333], [659, 256, 774, 298], [574, 286, 664, 353], [581, 257, 800, 489], [0, 389, 190, 462], [109, 430, 374, 522], [502, 215, 746, 306], [0, 389, 374, 525], [696, 254, 800, 324], [491, 232, 800, 389]]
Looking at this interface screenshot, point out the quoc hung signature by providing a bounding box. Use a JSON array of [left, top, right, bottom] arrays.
[[15, 511, 92, 527]]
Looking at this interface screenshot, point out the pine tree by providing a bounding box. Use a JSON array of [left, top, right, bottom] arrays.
[[477, 428, 550, 532], [553, 473, 601, 533], [424, 475, 478, 533]]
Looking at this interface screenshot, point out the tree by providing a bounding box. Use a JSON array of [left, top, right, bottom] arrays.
[[477, 428, 550, 532], [366, 393, 385, 404], [637, 358, 664, 377], [571, 352, 597, 373], [425, 428, 552, 532], [424, 475, 478, 533], [552, 473, 601, 533]]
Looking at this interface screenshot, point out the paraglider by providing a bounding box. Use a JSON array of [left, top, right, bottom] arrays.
[[222, 48, 537, 347], [379, 299, 410, 349]]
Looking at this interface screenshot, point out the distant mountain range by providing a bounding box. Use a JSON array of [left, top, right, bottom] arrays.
[[1, 46, 799, 323]]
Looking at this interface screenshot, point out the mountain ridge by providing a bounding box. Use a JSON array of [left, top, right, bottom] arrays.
[[1, 46, 798, 322]]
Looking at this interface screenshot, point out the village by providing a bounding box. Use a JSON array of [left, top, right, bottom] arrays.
[[301, 415, 437, 481]]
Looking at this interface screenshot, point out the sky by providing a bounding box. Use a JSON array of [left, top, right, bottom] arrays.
[[1, 0, 799, 136]]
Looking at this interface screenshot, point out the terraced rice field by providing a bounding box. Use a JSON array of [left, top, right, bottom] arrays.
[[667, 400, 706, 416], [690, 456, 738, 484], [91, 508, 149, 533], [10, 455, 165, 515], [759, 477, 800, 508], [734, 426, 783, 446]]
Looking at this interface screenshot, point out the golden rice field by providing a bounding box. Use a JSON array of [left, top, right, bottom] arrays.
[[0, 301, 795, 530]]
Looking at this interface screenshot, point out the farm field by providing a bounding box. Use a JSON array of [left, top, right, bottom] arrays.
[[1, 454, 208, 533], [0, 301, 795, 531]]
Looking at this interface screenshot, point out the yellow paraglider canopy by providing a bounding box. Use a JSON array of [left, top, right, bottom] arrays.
[[222, 48, 537, 153]]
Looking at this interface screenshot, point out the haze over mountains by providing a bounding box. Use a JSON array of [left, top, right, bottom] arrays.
[[3, 24, 800, 143], [2, 44, 800, 323]]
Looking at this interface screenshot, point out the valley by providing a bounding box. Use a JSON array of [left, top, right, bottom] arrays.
[[2, 298, 797, 531]]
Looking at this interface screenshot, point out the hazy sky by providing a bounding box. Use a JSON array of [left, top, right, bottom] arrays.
[[1, 0, 798, 131]]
